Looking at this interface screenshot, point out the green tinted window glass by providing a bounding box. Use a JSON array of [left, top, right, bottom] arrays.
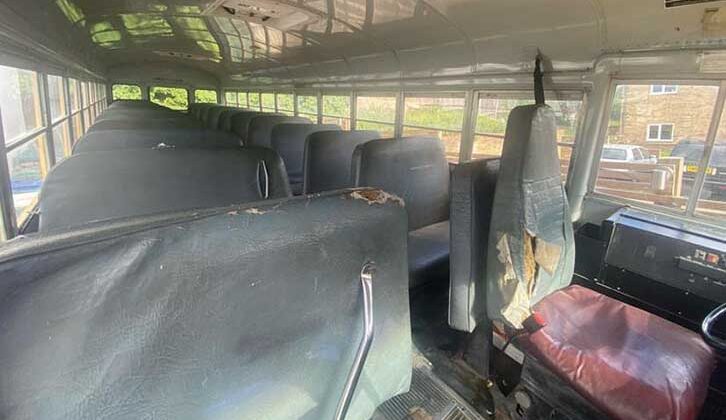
[[194, 89, 217, 104], [150, 86, 189, 110], [112, 84, 142, 100]]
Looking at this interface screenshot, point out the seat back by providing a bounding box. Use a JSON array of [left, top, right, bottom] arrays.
[[199, 104, 217, 124], [0, 189, 411, 420], [89, 118, 201, 132], [229, 111, 266, 142], [448, 158, 499, 333], [72, 129, 241, 154], [486, 104, 574, 328], [270, 123, 340, 194], [191, 103, 214, 120], [218, 108, 244, 131], [38, 148, 291, 231], [206, 106, 234, 129], [247, 115, 311, 148], [352, 137, 449, 231], [303, 130, 380, 194]]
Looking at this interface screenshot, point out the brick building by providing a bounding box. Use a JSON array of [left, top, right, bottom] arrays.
[[607, 84, 723, 156]]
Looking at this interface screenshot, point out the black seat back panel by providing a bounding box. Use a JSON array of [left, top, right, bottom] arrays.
[[0, 190, 412, 420], [38, 148, 291, 232], [72, 129, 242, 154], [352, 137, 450, 231], [303, 130, 380, 194]]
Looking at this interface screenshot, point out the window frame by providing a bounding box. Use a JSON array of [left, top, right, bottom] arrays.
[[0, 66, 109, 238], [646, 123, 675, 142], [590, 79, 726, 223], [193, 88, 218, 104], [149, 85, 190, 110], [650, 84, 678, 95], [402, 92, 467, 162]]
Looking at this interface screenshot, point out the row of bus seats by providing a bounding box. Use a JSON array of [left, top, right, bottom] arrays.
[[3, 99, 414, 419], [186, 102, 463, 292], [7, 97, 709, 420]]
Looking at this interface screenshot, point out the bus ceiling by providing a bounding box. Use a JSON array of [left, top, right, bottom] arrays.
[[1, 0, 726, 87]]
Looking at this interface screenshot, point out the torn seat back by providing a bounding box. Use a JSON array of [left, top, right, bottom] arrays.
[[486, 105, 575, 328]]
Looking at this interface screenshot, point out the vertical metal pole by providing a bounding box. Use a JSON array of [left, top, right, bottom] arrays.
[[350, 92, 357, 130], [0, 107, 18, 240], [64, 77, 75, 146], [459, 90, 477, 162], [568, 75, 614, 221], [293, 91, 299, 116], [686, 81, 726, 215], [79, 81, 87, 135], [394, 91, 404, 138], [40, 74, 56, 167], [317, 90, 323, 124]]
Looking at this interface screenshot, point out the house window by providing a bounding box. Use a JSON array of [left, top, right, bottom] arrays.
[[650, 85, 678, 95], [647, 123, 674, 141]]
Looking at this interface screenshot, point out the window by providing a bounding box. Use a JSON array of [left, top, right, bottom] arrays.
[[602, 147, 627, 161], [403, 94, 465, 162], [238, 92, 248, 108], [52, 120, 71, 162], [7, 135, 47, 223], [194, 89, 217, 104], [0, 66, 43, 144], [356, 94, 396, 137], [111, 84, 141, 101], [647, 123, 674, 142], [276, 93, 294, 115], [47, 75, 66, 123], [150, 86, 189, 110], [322, 95, 351, 129], [472, 93, 582, 178], [693, 109, 726, 219], [248, 92, 261, 110], [296, 95, 318, 120], [261, 93, 275, 111], [224, 91, 237, 106], [651, 85, 678, 95], [69, 79, 80, 112], [596, 84, 720, 216]]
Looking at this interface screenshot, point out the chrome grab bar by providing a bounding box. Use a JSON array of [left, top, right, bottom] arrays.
[[702, 302, 726, 351], [334, 262, 375, 420]]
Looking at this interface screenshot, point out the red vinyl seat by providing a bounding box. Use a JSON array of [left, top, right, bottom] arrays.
[[525, 285, 715, 420]]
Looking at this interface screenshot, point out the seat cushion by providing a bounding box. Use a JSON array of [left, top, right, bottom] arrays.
[[408, 220, 450, 288], [526, 285, 715, 420]]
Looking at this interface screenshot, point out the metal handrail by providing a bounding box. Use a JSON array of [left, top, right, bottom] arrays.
[[334, 262, 375, 420], [702, 302, 726, 351]]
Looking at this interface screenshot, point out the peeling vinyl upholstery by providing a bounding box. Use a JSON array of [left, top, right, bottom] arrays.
[[352, 137, 451, 288], [270, 123, 341, 195], [246, 115, 312, 148], [302, 130, 380, 194], [448, 158, 499, 332], [0, 189, 412, 420], [38, 148, 291, 232], [72, 128, 242, 154], [486, 105, 574, 328]]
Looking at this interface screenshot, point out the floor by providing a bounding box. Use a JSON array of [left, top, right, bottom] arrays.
[[372, 280, 512, 420]]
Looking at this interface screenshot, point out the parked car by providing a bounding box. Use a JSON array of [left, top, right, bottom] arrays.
[[601, 144, 657, 163], [670, 138, 726, 201]]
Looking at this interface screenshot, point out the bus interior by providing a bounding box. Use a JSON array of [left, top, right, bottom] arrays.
[[0, 1, 725, 419]]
